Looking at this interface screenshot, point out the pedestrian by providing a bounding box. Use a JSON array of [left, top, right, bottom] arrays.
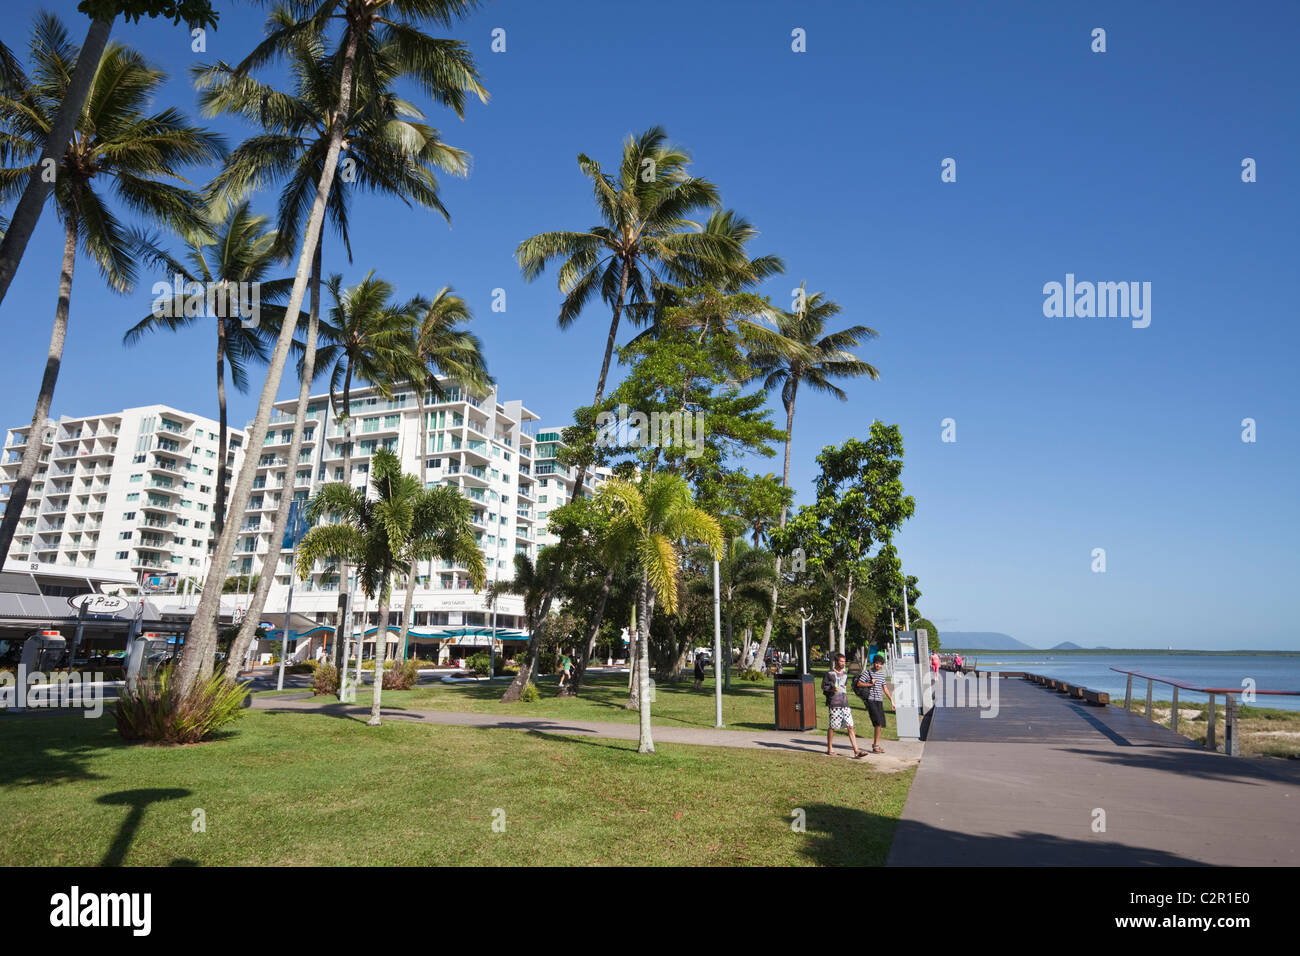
[[558, 652, 573, 688], [854, 652, 896, 754], [821, 652, 865, 758], [954, 652, 964, 672], [693, 652, 706, 690], [930, 650, 939, 674]]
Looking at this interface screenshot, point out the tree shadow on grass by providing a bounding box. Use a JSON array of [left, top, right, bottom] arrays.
[[96, 787, 191, 867], [0, 712, 114, 788]]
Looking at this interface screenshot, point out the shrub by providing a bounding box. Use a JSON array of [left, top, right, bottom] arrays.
[[312, 662, 339, 696], [739, 669, 767, 682], [537, 651, 557, 675], [383, 659, 420, 690], [286, 662, 315, 675], [466, 652, 491, 676], [519, 682, 541, 703], [113, 665, 250, 744], [360, 659, 376, 671]]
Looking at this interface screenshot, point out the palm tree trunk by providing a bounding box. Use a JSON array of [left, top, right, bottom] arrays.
[[563, 566, 614, 696], [0, 18, 111, 312], [175, 25, 362, 697], [0, 211, 77, 573], [395, 390, 428, 661], [636, 573, 654, 754], [227, 240, 322, 674], [502, 261, 632, 701], [330, 362, 355, 689], [368, 586, 391, 726], [214, 320, 229, 538], [750, 386, 799, 680]]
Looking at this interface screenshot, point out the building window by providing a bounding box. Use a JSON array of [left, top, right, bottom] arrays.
[[116, 551, 129, 559], [122, 511, 136, 520]]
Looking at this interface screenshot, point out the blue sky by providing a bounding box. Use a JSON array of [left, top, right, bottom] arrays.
[[2, 1, 1297, 649]]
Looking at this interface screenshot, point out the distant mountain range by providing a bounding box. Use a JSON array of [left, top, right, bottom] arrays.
[[941, 633, 1111, 651], [941, 632, 1034, 650]]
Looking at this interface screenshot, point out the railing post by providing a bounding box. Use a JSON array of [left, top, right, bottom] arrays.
[[1225, 695, 1240, 756], [1124, 674, 1132, 711], [1145, 679, 1153, 718], [1171, 686, 1179, 734], [1206, 693, 1216, 751]]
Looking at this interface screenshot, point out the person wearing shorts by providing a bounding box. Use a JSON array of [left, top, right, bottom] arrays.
[[855, 652, 895, 753], [821, 653, 865, 758]]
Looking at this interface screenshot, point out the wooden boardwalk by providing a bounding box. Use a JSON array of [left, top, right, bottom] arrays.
[[888, 676, 1300, 866]]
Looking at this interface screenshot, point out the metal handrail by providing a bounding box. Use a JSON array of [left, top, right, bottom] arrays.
[[1110, 666, 1300, 756]]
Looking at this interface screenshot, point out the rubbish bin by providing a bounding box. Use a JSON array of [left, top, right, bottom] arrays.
[[774, 673, 817, 731]]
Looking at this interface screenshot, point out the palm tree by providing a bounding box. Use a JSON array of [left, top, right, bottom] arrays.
[[483, 552, 555, 681], [296, 447, 484, 724], [503, 127, 739, 703], [746, 286, 879, 665], [597, 472, 722, 753], [0, 5, 219, 310], [123, 202, 294, 537], [196, 15, 473, 679], [395, 286, 491, 659], [173, 0, 487, 696], [0, 14, 224, 573], [516, 126, 740, 406]]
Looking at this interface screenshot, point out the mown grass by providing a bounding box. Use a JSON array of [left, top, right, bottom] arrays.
[[334, 669, 899, 741], [0, 707, 913, 867]]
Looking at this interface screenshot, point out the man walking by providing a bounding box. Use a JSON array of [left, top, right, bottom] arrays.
[[693, 652, 706, 690], [822, 652, 865, 758], [855, 652, 896, 754]]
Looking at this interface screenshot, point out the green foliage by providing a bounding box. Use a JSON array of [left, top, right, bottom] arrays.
[[77, 0, 218, 29], [739, 668, 766, 682], [382, 659, 420, 690], [518, 682, 541, 703], [537, 650, 557, 674], [312, 662, 339, 696], [466, 652, 490, 676], [113, 664, 249, 744], [913, 618, 940, 651]]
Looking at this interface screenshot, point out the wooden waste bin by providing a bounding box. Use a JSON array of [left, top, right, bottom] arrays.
[[774, 673, 817, 731]]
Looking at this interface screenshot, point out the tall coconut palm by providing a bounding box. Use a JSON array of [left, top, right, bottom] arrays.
[[173, 0, 486, 696], [395, 286, 490, 659], [196, 15, 473, 679], [503, 128, 739, 703], [296, 447, 484, 724], [123, 202, 294, 538], [0, 5, 219, 310], [516, 126, 740, 406], [0, 14, 224, 573], [747, 284, 880, 664], [597, 472, 722, 753]]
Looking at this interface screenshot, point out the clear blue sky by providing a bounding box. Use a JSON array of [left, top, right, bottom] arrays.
[[3, 1, 1296, 649]]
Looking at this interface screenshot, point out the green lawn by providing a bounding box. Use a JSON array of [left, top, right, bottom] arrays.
[[0, 708, 912, 866], [347, 669, 899, 741]]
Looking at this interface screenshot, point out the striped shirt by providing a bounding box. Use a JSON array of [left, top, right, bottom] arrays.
[[857, 668, 887, 702]]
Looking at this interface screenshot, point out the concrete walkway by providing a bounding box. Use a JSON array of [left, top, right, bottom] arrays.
[[888, 677, 1300, 865], [250, 693, 923, 772]]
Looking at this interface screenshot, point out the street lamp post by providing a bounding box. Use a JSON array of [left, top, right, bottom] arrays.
[[798, 607, 813, 676], [712, 558, 723, 728]]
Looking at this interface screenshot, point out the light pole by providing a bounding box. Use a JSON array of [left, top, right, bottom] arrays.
[[712, 558, 723, 728], [798, 607, 813, 676]]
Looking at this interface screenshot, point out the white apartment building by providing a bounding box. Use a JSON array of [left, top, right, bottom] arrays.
[[235, 380, 606, 662], [532, 426, 603, 549], [1, 406, 246, 581]]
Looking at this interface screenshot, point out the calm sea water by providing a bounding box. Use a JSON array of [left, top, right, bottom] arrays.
[[963, 652, 1300, 712]]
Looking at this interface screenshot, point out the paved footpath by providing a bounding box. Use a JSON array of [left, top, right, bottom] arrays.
[[250, 693, 923, 773], [888, 677, 1300, 865]]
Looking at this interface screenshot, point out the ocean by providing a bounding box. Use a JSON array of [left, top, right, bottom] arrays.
[[960, 652, 1300, 712]]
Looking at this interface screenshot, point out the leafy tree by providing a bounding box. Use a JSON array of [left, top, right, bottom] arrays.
[[771, 424, 916, 657], [295, 448, 484, 725], [0, 15, 223, 572]]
